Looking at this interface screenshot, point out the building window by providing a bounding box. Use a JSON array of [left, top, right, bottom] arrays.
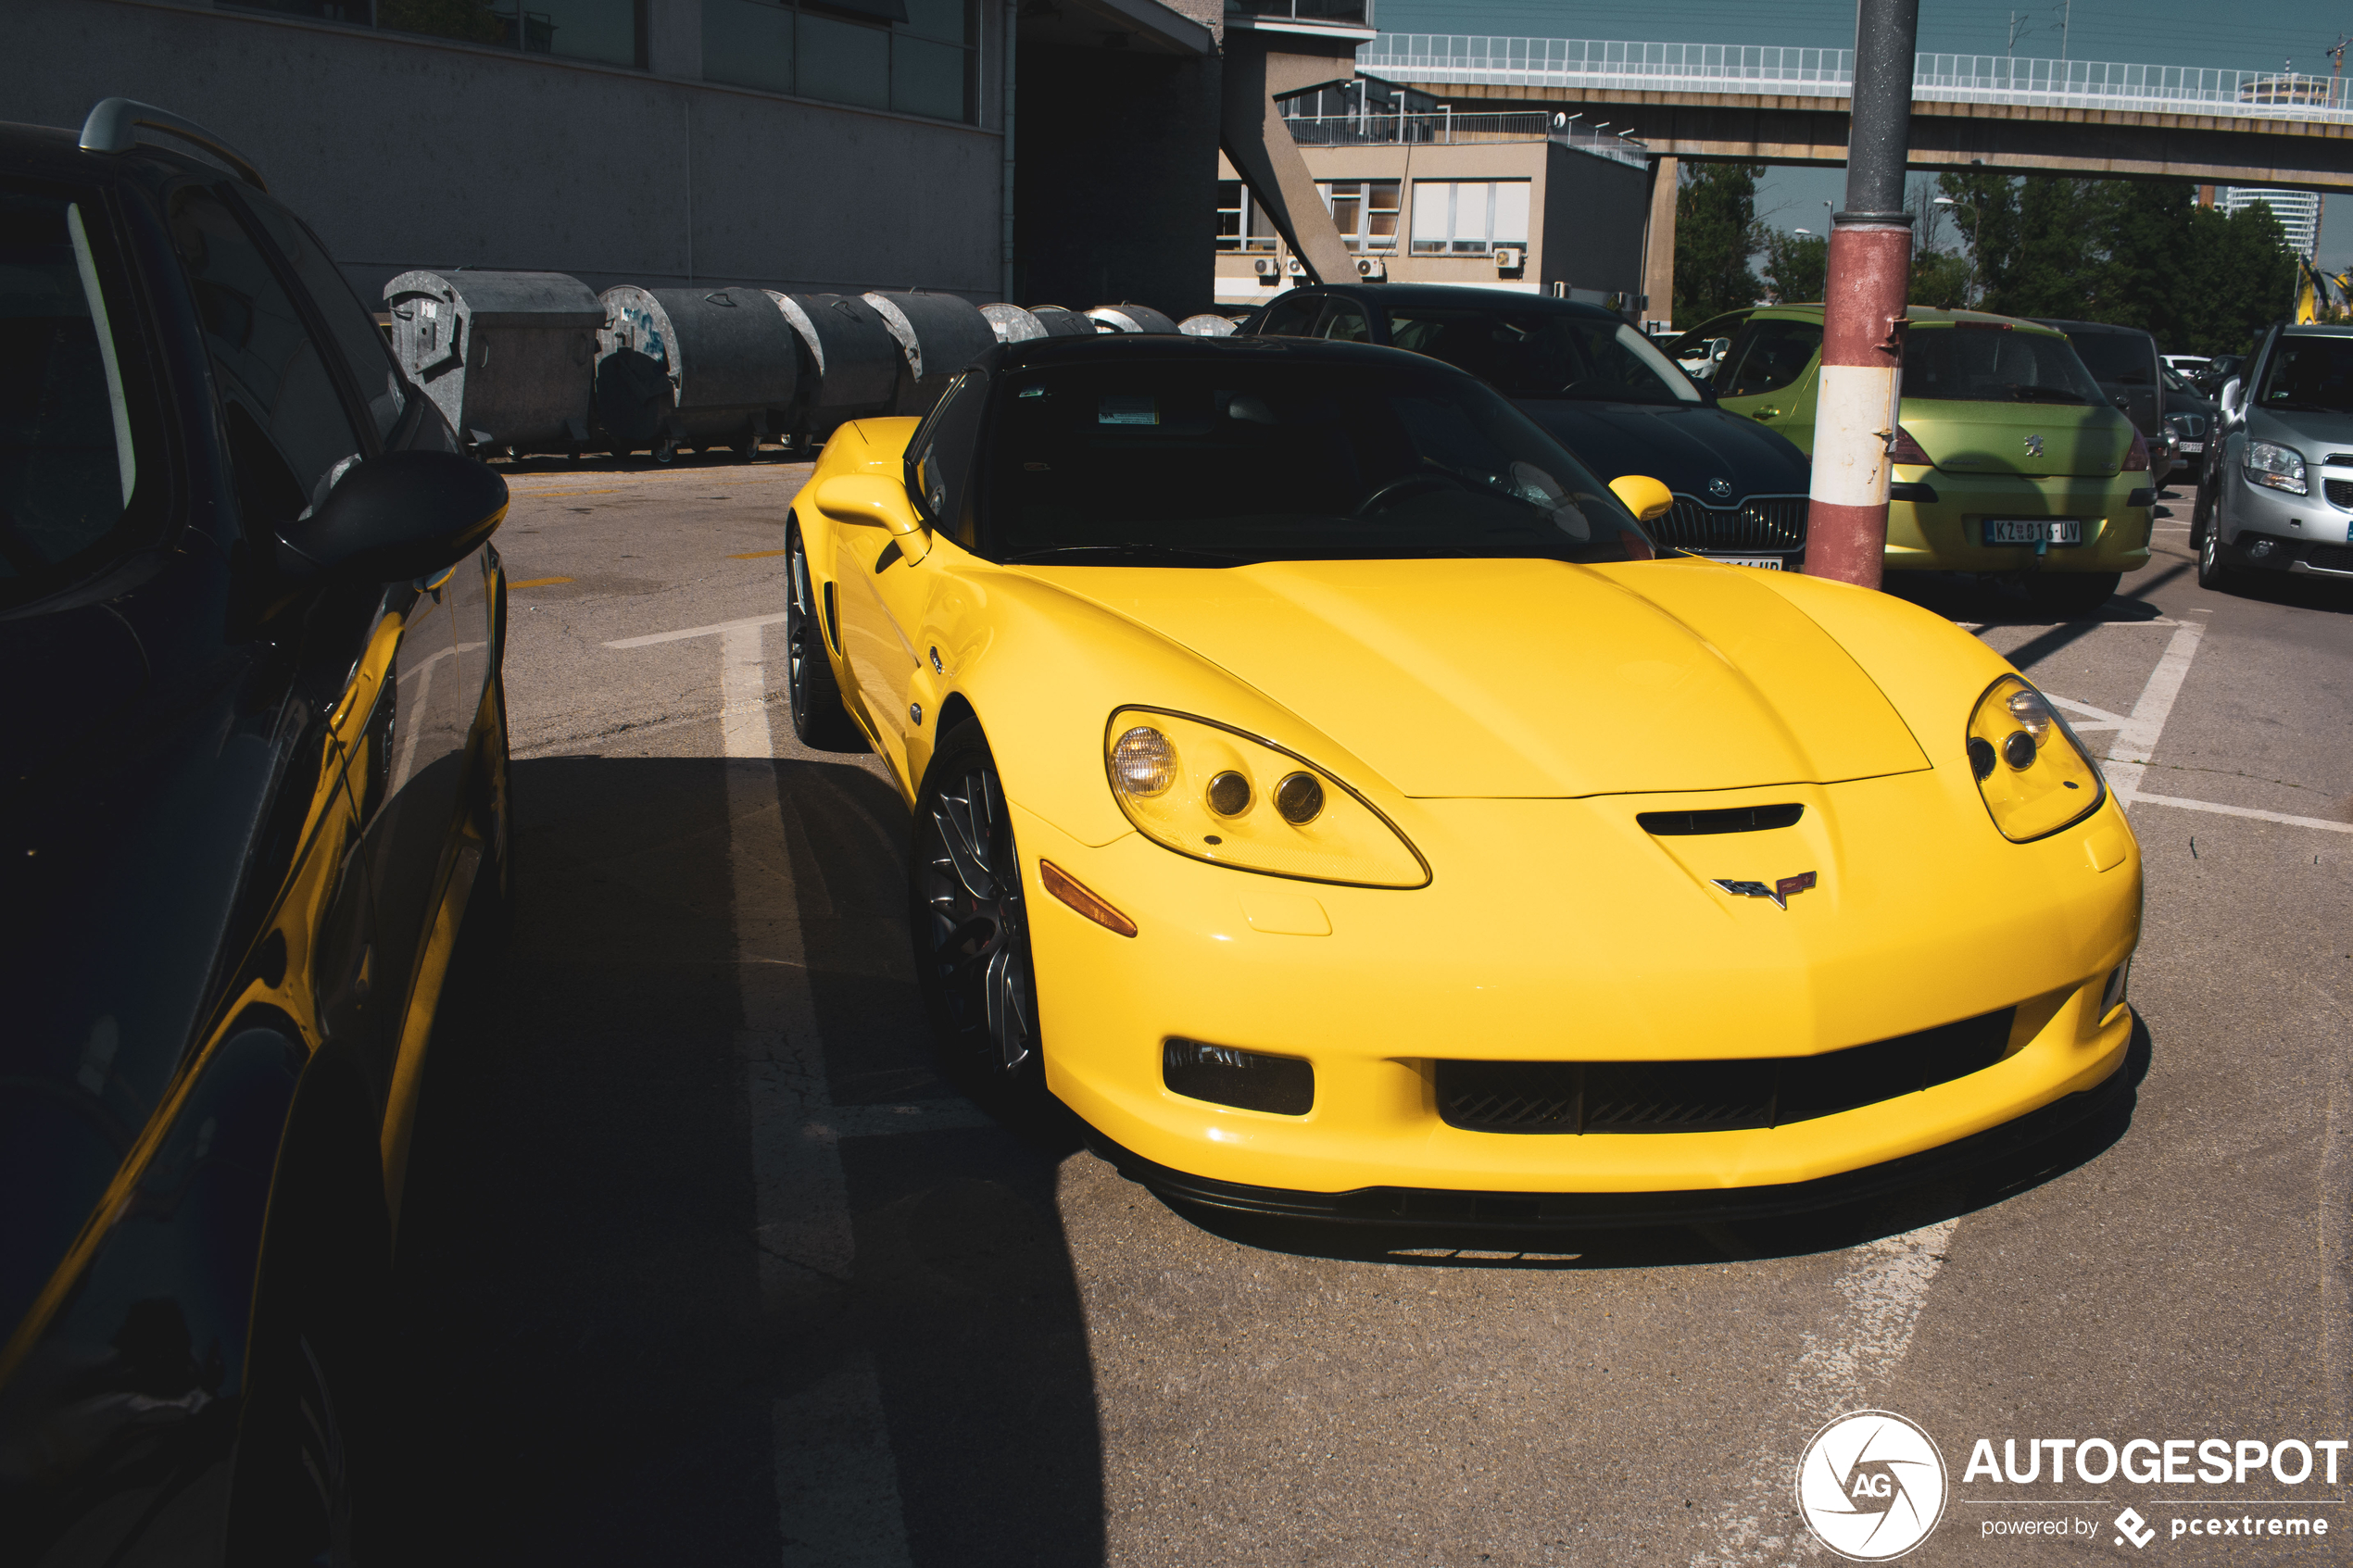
[[1317, 181, 1399, 251], [1215, 181, 1280, 252], [1410, 180, 1529, 256], [220, 0, 648, 69], [701, 0, 977, 123]]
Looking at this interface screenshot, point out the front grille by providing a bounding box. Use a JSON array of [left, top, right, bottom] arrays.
[[1655, 495, 1807, 554], [1435, 1008, 2017, 1135], [2327, 453, 2353, 467], [2326, 479, 2353, 508], [2309, 544, 2353, 573]]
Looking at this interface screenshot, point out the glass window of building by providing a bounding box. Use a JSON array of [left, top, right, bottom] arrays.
[[1215, 181, 1283, 253], [702, 0, 976, 123], [1317, 181, 1399, 252], [1410, 180, 1529, 257], [222, 0, 648, 69]]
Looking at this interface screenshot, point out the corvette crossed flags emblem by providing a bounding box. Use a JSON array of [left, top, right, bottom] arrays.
[[1713, 872, 1818, 909]]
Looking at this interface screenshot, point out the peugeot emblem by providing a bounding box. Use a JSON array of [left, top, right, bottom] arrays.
[[1713, 872, 1818, 910], [2023, 433, 2045, 457], [1706, 476, 1734, 500]]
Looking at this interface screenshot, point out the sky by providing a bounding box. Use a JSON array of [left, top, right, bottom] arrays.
[[1375, 0, 2353, 271]]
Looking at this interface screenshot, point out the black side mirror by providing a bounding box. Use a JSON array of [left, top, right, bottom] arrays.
[[277, 450, 509, 583]]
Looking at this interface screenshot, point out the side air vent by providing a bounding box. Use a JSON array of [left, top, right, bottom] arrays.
[[1638, 804, 1805, 835]]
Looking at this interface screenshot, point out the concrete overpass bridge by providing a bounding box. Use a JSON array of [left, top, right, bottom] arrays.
[[1357, 34, 2353, 193]]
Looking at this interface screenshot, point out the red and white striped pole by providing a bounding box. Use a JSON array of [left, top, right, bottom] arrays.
[[1806, 0, 1922, 590]]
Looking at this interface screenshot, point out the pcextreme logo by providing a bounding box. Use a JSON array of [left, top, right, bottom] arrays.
[[1796, 1410, 1951, 1561]]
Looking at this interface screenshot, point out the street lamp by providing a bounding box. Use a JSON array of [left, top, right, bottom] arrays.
[[1933, 194, 1982, 306]]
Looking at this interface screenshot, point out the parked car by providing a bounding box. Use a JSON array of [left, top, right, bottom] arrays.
[[1243, 285, 1814, 570], [2032, 320, 2172, 484], [2191, 353, 2242, 398], [2191, 321, 2353, 590], [1705, 304, 2154, 614], [782, 332, 2142, 1232], [2163, 353, 2210, 377], [1662, 309, 1755, 383], [2162, 364, 2219, 487], [1, 101, 512, 1562]]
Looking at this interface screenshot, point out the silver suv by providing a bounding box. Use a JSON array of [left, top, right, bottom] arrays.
[[2195, 322, 2353, 589]]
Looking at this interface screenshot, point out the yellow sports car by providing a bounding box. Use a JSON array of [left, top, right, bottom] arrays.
[[785, 335, 2140, 1226]]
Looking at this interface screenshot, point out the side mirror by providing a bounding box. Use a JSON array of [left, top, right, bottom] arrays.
[[2220, 378, 2244, 419], [812, 473, 929, 561], [1608, 473, 1675, 524], [277, 450, 507, 583]]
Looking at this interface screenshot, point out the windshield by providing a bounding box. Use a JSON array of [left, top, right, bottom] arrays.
[[2254, 335, 2353, 415], [2067, 332, 2155, 385], [1902, 326, 2106, 405], [983, 358, 1655, 567], [1382, 307, 1702, 404], [0, 185, 153, 608]]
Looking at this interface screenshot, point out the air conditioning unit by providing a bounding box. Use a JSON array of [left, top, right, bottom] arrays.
[[1493, 246, 1524, 272], [1252, 256, 1277, 278], [1286, 256, 1306, 277], [1356, 257, 1387, 281]]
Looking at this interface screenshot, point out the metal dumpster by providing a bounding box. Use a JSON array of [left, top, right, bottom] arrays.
[[767, 292, 900, 445], [594, 285, 799, 461], [863, 292, 998, 417], [383, 270, 602, 458], [1088, 303, 1180, 334], [1028, 305, 1099, 337], [981, 303, 1048, 343], [1179, 313, 1239, 336]]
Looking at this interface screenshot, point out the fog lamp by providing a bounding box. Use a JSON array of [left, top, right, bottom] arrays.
[[2246, 538, 2276, 558], [1163, 1037, 1314, 1115]]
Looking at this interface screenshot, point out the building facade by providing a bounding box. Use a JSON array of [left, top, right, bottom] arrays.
[[2219, 186, 2322, 258]]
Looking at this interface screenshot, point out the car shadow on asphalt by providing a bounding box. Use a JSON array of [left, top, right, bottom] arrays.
[[1165, 1019, 2156, 1274], [388, 755, 1107, 1567]]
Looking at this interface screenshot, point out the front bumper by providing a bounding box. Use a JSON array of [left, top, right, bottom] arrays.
[[1016, 771, 2142, 1202], [2218, 462, 2353, 574], [1883, 467, 2152, 574]]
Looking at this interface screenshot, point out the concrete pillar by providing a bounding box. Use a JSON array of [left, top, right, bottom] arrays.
[[1642, 154, 1679, 329], [1218, 36, 1357, 287]]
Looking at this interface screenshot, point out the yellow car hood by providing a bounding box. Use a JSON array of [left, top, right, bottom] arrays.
[[1038, 557, 1930, 797]]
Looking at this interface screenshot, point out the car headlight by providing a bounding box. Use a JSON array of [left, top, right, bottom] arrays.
[[2244, 440, 2308, 495], [1104, 709, 1429, 887], [1964, 676, 2105, 842]]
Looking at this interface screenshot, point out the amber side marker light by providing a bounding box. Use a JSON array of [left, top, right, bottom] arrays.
[[1039, 859, 1138, 937]]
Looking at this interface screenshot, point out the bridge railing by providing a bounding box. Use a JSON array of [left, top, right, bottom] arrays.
[[1358, 35, 2353, 123], [1281, 110, 1651, 167]]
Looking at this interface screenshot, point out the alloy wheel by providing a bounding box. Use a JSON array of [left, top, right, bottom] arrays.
[[914, 758, 1038, 1075], [786, 535, 818, 734]]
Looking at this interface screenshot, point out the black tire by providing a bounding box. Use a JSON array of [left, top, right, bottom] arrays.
[[785, 521, 864, 750], [2189, 471, 2216, 548], [2197, 523, 2238, 592], [911, 721, 1043, 1093], [2024, 571, 2121, 619]]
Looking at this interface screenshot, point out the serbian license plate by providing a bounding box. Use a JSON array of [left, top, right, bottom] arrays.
[[1708, 555, 1785, 570], [1985, 519, 2082, 546], [2177, 441, 2203, 455]]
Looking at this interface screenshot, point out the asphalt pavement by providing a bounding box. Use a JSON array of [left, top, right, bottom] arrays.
[[388, 456, 2353, 1567]]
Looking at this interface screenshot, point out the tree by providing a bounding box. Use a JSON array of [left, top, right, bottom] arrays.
[[1758, 229, 1827, 304], [1674, 163, 1764, 324]]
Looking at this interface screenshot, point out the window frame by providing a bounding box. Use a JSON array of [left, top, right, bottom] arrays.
[[700, 0, 979, 124], [1215, 180, 1281, 253], [1718, 316, 1823, 400], [1409, 179, 1531, 257], [217, 0, 650, 69], [1315, 180, 1401, 254]]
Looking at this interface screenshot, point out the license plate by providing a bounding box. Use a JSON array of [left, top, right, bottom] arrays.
[[1707, 555, 1784, 571], [2178, 441, 2203, 455], [1985, 519, 2082, 546]]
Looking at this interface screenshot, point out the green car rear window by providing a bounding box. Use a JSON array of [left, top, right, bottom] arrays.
[[1903, 327, 2104, 406]]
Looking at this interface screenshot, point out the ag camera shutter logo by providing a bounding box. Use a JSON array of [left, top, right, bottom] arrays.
[[1795, 1410, 1949, 1560]]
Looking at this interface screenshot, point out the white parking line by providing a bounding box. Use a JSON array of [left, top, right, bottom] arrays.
[[606, 610, 791, 649], [715, 622, 919, 1568], [2102, 620, 2206, 805], [2130, 792, 2353, 834]]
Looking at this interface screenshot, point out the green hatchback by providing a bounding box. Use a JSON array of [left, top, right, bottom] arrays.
[[1704, 306, 2156, 612]]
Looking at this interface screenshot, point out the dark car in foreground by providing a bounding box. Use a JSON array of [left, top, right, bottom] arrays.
[[2, 101, 511, 1561], [1245, 285, 1814, 570], [2193, 321, 2353, 590]]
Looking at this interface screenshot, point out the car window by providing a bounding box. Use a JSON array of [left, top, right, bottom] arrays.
[[1902, 326, 2105, 405], [1385, 307, 1700, 404], [0, 183, 165, 608], [233, 193, 406, 444], [905, 368, 988, 543], [2068, 332, 2155, 385], [984, 358, 1654, 567], [1318, 300, 1372, 343], [1665, 310, 1750, 365], [1256, 293, 1320, 337], [170, 186, 365, 533], [1718, 317, 1821, 398], [2254, 335, 2353, 415]]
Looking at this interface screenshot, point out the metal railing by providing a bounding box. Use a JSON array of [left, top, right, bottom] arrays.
[[1282, 111, 1651, 167], [1357, 35, 2353, 123]]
